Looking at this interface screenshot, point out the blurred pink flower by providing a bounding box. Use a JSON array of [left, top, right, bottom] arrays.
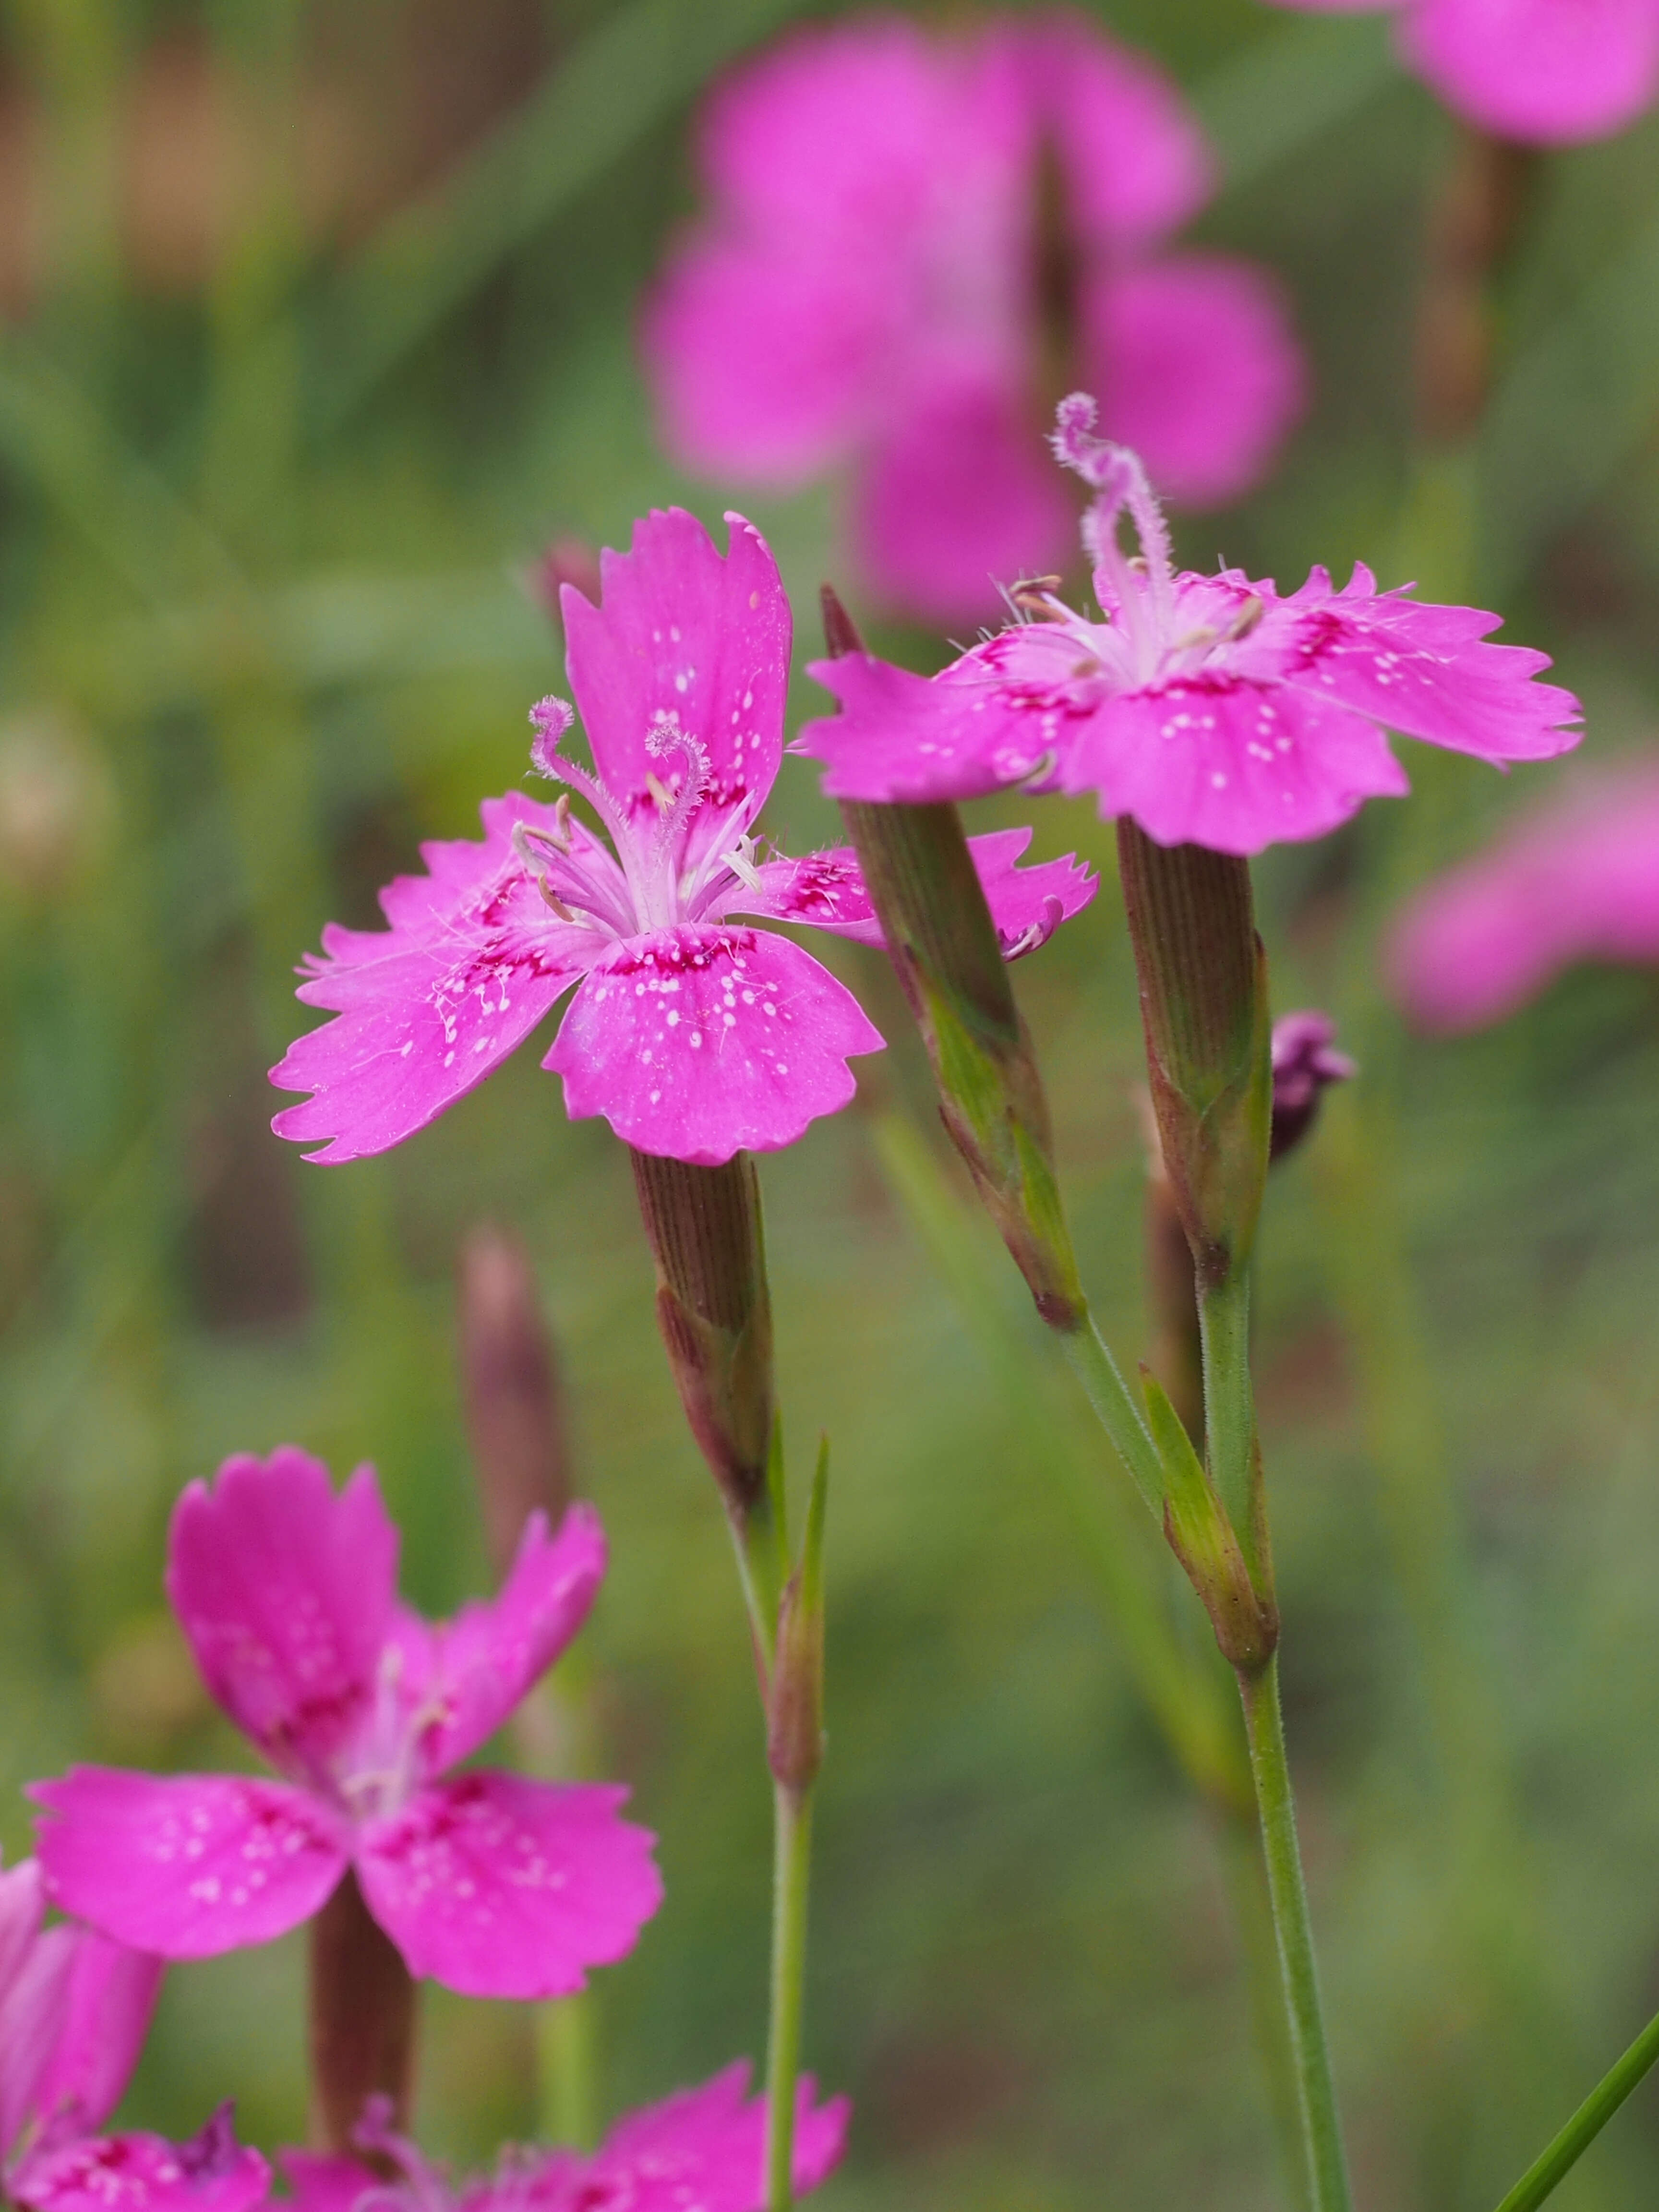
[[1385, 762, 1659, 1030], [644, 9, 1305, 624], [270, 509, 1094, 1168], [283, 2066, 847, 2212], [0, 1855, 265, 2212], [802, 396, 1580, 856], [1262, 0, 1659, 145], [32, 1449, 661, 2003], [1270, 1010, 1356, 1157]]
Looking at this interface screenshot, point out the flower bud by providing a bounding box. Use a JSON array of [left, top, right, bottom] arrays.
[[629, 1149, 774, 1525], [1269, 1010, 1355, 1163], [822, 587, 1083, 1330], [458, 1224, 572, 1578], [1143, 1371, 1277, 1677], [1116, 820, 1272, 1291]]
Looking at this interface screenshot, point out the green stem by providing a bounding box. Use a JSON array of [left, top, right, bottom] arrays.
[[764, 1780, 815, 2212], [1055, 1304, 1167, 1515], [1490, 2006, 1659, 2212], [1240, 1659, 1353, 2212], [728, 1497, 781, 1684], [1198, 1269, 1255, 1549]]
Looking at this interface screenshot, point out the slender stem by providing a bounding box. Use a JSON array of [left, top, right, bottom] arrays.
[[1198, 1270, 1256, 1554], [764, 1780, 815, 2212], [1490, 2006, 1659, 2212], [1055, 1303, 1167, 1515], [1215, 1803, 1313, 2212], [1240, 1660, 1353, 2212], [728, 1492, 781, 1683]]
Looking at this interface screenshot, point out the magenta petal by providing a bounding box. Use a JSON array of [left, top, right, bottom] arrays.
[[963, 827, 1098, 954], [30, 1935, 162, 2142], [1284, 567, 1581, 763], [561, 510, 790, 849], [1061, 680, 1410, 854], [167, 1451, 397, 1779], [546, 926, 883, 1166], [32, 1770, 349, 1959], [355, 1772, 661, 2001], [643, 236, 896, 483], [271, 793, 592, 1165], [852, 381, 1072, 625], [0, 1881, 74, 2158], [1402, 0, 1659, 143], [572, 2062, 850, 2212], [414, 1503, 607, 1778], [1086, 255, 1306, 507], [1010, 12, 1212, 248], [276, 2155, 376, 2212], [12, 2118, 269, 2212], [803, 652, 1070, 804]]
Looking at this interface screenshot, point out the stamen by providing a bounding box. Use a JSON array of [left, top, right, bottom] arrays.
[[644, 771, 675, 814]]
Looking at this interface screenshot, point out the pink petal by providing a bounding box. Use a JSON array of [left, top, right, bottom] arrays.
[[1059, 678, 1410, 854], [32, 1770, 349, 1958], [560, 2062, 849, 2212], [276, 2156, 376, 2212], [1007, 12, 1213, 249], [354, 1772, 661, 2001], [731, 831, 1093, 961], [411, 1503, 607, 1779], [0, 1878, 73, 2158], [852, 380, 1073, 625], [545, 926, 883, 1166], [12, 2114, 269, 2212], [271, 794, 593, 1165], [560, 511, 790, 873], [31, 1935, 162, 2142], [1280, 565, 1582, 763], [1402, 0, 1659, 143], [803, 651, 1074, 804], [166, 1451, 397, 1783], [1385, 766, 1659, 1030], [643, 236, 902, 485], [960, 826, 1099, 955], [1085, 255, 1307, 507]]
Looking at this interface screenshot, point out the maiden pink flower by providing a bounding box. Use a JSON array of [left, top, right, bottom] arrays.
[[644, 10, 1304, 624], [269, 508, 1094, 1167], [1263, 0, 1659, 146], [0, 1854, 267, 2212], [1385, 761, 1659, 1030], [802, 395, 1580, 857], [31, 1449, 661, 2003], [282, 2065, 847, 2212]]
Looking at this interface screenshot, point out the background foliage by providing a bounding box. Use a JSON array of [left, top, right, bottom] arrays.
[[2, 2, 1659, 2206]]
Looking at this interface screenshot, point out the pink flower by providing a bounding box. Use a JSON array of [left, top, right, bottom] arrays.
[[0, 1854, 267, 2212], [1385, 761, 1659, 1030], [31, 1449, 661, 2003], [269, 508, 1095, 1167], [643, 9, 1305, 625], [801, 395, 1580, 858], [282, 2065, 847, 2212], [1262, 0, 1659, 146], [1270, 1010, 1356, 1158]]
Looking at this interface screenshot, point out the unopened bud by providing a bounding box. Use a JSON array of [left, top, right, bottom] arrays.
[[458, 1225, 572, 1580], [1269, 1011, 1355, 1162], [1116, 820, 1271, 1291], [629, 1149, 774, 1525], [529, 536, 602, 625], [822, 586, 1083, 1330]]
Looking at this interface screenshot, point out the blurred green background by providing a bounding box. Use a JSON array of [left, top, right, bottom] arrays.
[[3, 1, 1659, 2206]]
